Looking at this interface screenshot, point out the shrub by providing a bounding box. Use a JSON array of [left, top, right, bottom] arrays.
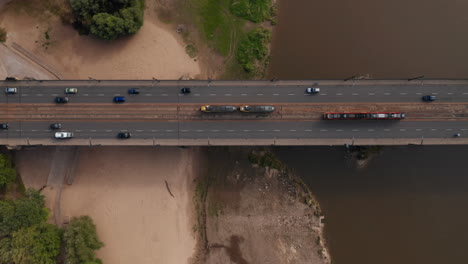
[[236, 28, 271, 73], [64, 216, 104, 264], [0, 154, 17, 191], [230, 0, 272, 23]]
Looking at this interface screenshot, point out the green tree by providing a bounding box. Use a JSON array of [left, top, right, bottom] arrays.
[[230, 0, 272, 23], [0, 189, 48, 236], [0, 154, 17, 190], [90, 13, 126, 40], [64, 216, 104, 264], [0, 224, 62, 264]]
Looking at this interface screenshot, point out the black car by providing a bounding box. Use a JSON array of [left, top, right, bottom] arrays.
[[128, 88, 140, 94], [181, 87, 191, 94], [422, 95, 436, 102], [55, 97, 69, 103], [50, 123, 62, 129], [0, 124, 8, 130], [117, 132, 131, 139]]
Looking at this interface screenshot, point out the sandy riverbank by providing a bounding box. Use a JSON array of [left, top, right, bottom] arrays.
[[0, 0, 201, 79]]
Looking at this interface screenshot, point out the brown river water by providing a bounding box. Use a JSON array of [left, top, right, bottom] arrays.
[[269, 0, 468, 263]]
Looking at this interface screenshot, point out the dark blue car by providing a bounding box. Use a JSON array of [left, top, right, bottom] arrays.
[[114, 96, 125, 103]]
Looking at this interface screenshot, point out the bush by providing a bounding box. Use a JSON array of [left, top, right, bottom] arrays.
[[236, 28, 271, 73], [64, 216, 104, 264], [0, 27, 6, 43], [70, 0, 144, 40], [230, 0, 272, 23], [0, 154, 16, 190]]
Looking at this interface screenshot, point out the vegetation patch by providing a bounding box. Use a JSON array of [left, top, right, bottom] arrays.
[[185, 44, 198, 58], [69, 0, 145, 40], [236, 27, 271, 74], [0, 154, 18, 192], [230, 0, 273, 23], [0, 27, 6, 43], [248, 150, 284, 171], [63, 216, 104, 264]]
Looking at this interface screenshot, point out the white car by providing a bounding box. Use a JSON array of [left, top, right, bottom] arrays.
[[65, 88, 78, 94], [5, 88, 17, 94], [305, 87, 320, 94], [55, 132, 73, 139]]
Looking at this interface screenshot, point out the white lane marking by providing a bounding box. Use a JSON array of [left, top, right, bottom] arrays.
[[241, 94, 248, 96], [368, 93, 375, 95], [37, 94, 43, 96], [51, 94, 58, 96], [151, 130, 158, 132], [290, 130, 296, 132], [145, 94, 152, 96], [336, 129, 343, 132], [336, 93, 343, 96], [209, 94, 216, 96], [446, 128, 453, 131], [448, 93, 453, 95], [196, 130, 203, 132], [432, 93, 438, 95], [32, 129, 37, 132], [136, 130, 144, 132], [227, 130, 235, 132], [98, 94, 104, 96], [320, 129, 328, 132], [91, 130, 96, 132], [161, 94, 168, 96], [416, 92, 422, 95], [383, 129, 391, 132], [352, 93, 359, 95], [368, 129, 375, 131], [43, 130, 50, 132], [225, 94, 232, 96], [431, 128, 437, 131], [181, 130, 189, 132], [211, 130, 219, 132], [16, 129, 21, 132], [258, 130, 265, 132], [305, 130, 312, 132], [319, 94, 327, 96], [83, 94, 89, 96], [400, 93, 407, 95], [274, 130, 281, 132], [106, 130, 112, 132], [352, 129, 360, 132], [166, 130, 174, 132], [463, 93, 468, 95], [273, 94, 279, 96], [416, 129, 422, 131], [75, 130, 82, 132], [194, 94, 200, 96], [243, 130, 250, 132], [21, 94, 28, 96], [461, 128, 468, 131], [257, 94, 263, 96], [288, 93, 295, 96], [384, 93, 391, 95], [114, 94, 121, 96], [400, 129, 406, 131]]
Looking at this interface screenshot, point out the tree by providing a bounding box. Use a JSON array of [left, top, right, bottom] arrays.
[[69, 0, 144, 39], [0, 189, 48, 236], [64, 216, 104, 264], [0, 154, 17, 190], [0, 224, 62, 264]]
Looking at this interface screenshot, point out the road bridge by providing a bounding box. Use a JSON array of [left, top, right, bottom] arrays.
[[1, 79, 468, 146]]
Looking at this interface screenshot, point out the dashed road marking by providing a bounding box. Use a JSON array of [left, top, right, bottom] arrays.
[[320, 94, 327, 96], [196, 130, 203, 132], [166, 130, 174, 132], [416, 129, 422, 131], [461, 129, 468, 131], [273, 94, 279, 96], [161, 94, 168, 96], [336, 93, 343, 95], [145, 94, 152, 96], [384, 129, 391, 131], [400, 93, 407, 95], [225, 94, 232, 96], [352, 93, 359, 95], [274, 130, 281, 132], [400, 129, 406, 131], [258, 130, 265, 132], [37, 94, 43, 96], [288, 93, 295, 96], [211, 130, 219, 132], [181, 130, 189, 132], [446, 128, 453, 131], [432, 93, 438, 95], [352, 129, 360, 132], [463, 93, 468, 95], [98, 94, 104, 96], [384, 93, 391, 95], [431, 128, 437, 131], [194, 94, 200, 96], [76, 130, 82, 132], [305, 130, 312, 132], [336, 129, 343, 132], [83, 94, 89, 96], [16, 130, 21, 132], [136, 130, 144, 132], [209, 94, 216, 96], [31, 129, 37, 132], [227, 130, 235, 132], [448, 93, 453, 95], [320, 129, 328, 132], [368, 93, 375, 95], [416, 92, 422, 95], [114, 94, 121, 96], [151, 130, 158, 132], [290, 130, 296, 132], [243, 130, 250, 132], [257, 94, 263, 96], [106, 130, 112, 132], [21, 94, 28, 96], [241, 94, 248, 96], [51, 94, 58, 96], [368, 129, 375, 131], [91, 130, 97, 132]]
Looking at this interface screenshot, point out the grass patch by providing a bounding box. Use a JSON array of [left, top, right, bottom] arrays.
[[185, 0, 245, 56], [248, 150, 284, 170], [0, 27, 6, 43], [230, 0, 273, 23], [185, 44, 198, 58], [236, 27, 271, 74]]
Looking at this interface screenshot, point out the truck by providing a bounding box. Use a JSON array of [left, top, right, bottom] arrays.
[[323, 112, 405, 120], [200, 105, 237, 113], [239, 105, 275, 113]]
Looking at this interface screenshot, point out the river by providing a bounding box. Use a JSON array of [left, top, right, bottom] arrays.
[[269, 0, 468, 262], [269, 0, 468, 79], [276, 146, 468, 264]]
